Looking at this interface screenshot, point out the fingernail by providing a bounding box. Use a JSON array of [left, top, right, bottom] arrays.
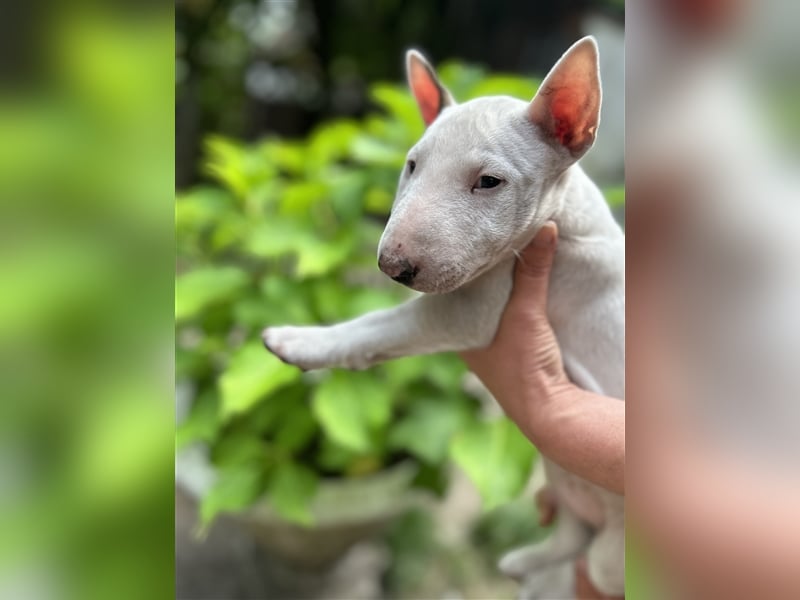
[[533, 223, 556, 249]]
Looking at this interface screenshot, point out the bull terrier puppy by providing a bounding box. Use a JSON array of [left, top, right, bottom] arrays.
[[263, 37, 625, 598]]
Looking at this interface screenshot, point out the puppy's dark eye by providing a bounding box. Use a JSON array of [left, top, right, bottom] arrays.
[[407, 160, 416, 174], [477, 175, 502, 189]]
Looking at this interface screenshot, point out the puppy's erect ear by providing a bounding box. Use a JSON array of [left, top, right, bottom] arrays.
[[406, 49, 455, 127], [528, 36, 602, 159]]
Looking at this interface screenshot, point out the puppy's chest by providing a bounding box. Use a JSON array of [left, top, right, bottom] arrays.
[[546, 242, 625, 399]]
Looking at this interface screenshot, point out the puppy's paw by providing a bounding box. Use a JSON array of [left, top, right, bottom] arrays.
[[262, 325, 332, 371], [518, 559, 576, 600], [499, 541, 561, 581]]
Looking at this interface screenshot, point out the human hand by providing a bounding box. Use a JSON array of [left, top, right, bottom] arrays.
[[460, 222, 569, 441], [460, 222, 625, 495]]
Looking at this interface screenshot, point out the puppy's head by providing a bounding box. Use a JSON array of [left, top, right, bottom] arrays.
[[378, 37, 602, 293]]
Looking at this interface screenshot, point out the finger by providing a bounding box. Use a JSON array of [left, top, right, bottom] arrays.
[[511, 222, 558, 305], [459, 222, 557, 365]]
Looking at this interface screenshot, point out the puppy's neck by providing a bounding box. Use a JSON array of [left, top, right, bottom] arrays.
[[547, 164, 621, 243]]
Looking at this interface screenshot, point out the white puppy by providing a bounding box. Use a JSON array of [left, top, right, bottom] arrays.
[[263, 38, 624, 598]]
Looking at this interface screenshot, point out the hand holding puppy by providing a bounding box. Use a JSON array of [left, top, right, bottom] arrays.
[[461, 223, 625, 496]]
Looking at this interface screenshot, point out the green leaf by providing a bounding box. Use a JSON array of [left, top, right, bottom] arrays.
[[246, 221, 355, 278], [450, 418, 537, 510], [204, 135, 275, 200], [203, 136, 250, 198], [316, 437, 361, 472], [327, 169, 369, 221], [175, 186, 234, 235], [255, 277, 315, 324], [364, 185, 393, 214], [467, 75, 539, 101], [438, 62, 487, 99], [211, 429, 267, 468], [273, 403, 317, 453], [312, 371, 392, 452], [209, 212, 248, 253], [219, 342, 301, 421], [176, 345, 209, 380], [603, 185, 625, 209], [361, 375, 393, 430], [295, 236, 354, 278], [384, 354, 467, 392], [384, 355, 430, 388], [267, 461, 318, 525], [175, 265, 249, 321], [426, 354, 469, 391], [200, 465, 264, 528], [350, 135, 406, 168], [370, 84, 424, 139], [279, 180, 329, 215], [347, 287, 402, 316], [233, 294, 313, 329], [389, 400, 469, 464], [243, 383, 305, 434], [311, 278, 354, 322], [245, 218, 312, 259], [361, 114, 410, 146], [259, 139, 306, 176], [176, 390, 219, 449], [307, 120, 361, 170]]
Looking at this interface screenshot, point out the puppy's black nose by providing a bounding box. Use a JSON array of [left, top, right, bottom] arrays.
[[379, 252, 419, 286], [391, 265, 419, 286]]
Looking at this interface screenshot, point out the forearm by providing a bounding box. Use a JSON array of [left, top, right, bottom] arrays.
[[523, 381, 625, 495]]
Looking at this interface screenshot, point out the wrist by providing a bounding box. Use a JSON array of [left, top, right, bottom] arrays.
[[525, 374, 581, 444], [522, 377, 625, 495]]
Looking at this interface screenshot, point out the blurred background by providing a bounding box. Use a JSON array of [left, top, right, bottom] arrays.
[[177, 0, 625, 189], [626, 0, 800, 598], [0, 3, 173, 600], [175, 1, 623, 599]]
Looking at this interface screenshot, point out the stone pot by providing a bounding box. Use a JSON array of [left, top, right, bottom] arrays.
[[239, 460, 426, 569], [176, 442, 428, 570]]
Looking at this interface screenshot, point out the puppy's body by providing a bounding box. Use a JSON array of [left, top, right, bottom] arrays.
[[263, 39, 624, 598]]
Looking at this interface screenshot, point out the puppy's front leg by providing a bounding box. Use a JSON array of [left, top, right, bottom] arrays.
[[262, 260, 513, 371]]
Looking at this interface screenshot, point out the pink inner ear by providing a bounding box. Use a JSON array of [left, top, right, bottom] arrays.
[[550, 87, 586, 149], [410, 67, 441, 126]]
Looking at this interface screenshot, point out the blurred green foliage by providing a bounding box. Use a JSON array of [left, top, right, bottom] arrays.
[[176, 64, 546, 527], [383, 500, 550, 599], [0, 5, 173, 600]]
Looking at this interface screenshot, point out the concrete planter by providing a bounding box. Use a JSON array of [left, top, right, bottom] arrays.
[[238, 460, 426, 568], [177, 439, 429, 598]]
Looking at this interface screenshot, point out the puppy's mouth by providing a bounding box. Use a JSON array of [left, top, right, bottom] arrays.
[[380, 250, 499, 294], [406, 277, 460, 294], [401, 266, 474, 294]]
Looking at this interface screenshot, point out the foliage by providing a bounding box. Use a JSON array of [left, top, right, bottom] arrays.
[[471, 498, 551, 564], [176, 63, 567, 528]]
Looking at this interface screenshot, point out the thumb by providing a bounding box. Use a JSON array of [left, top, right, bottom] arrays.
[[512, 222, 558, 303]]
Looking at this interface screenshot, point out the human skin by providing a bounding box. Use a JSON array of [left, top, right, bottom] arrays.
[[460, 223, 625, 496]]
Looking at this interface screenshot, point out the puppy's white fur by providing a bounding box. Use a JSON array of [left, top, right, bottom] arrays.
[[263, 38, 624, 598]]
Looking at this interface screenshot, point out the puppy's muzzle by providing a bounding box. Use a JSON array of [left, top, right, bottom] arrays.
[[378, 253, 419, 286]]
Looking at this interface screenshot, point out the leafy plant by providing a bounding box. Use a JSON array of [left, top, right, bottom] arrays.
[[176, 63, 558, 529]]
